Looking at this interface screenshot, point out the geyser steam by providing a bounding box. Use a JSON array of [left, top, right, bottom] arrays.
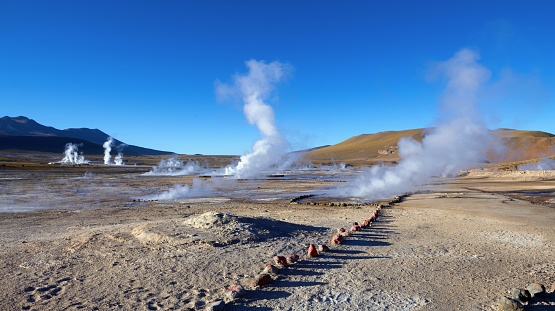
[[217, 59, 292, 178], [336, 49, 492, 200], [103, 137, 113, 165], [103, 137, 124, 165], [61, 143, 89, 165]]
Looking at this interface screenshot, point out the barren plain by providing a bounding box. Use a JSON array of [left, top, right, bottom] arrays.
[[1, 164, 554, 310]]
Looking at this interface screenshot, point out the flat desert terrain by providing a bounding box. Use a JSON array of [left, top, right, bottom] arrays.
[[1, 166, 554, 310]]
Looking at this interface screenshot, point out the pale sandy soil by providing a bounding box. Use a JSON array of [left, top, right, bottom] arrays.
[[0, 167, 554, 310]]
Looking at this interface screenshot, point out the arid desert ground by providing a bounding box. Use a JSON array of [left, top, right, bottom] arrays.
[[1, 164, 554, 310]]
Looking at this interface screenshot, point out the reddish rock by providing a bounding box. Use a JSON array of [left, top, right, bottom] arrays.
[[350, 225, 360, 232], [307, 244, 318, 257], [286, 254, 300, 264], [318, 244, 330, 252], [337, 227, 346, 233], [273, 256, 288, 266], [224, 284, 246, 300], [262, 264, 279, 275], [253, 274, 272, 286], [331, 234, 344, 244]]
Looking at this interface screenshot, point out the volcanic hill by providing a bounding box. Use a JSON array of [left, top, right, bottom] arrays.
[[304, 128, 555, 166]]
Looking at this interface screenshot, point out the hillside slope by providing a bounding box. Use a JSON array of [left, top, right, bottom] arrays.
[[305, 128, 555, 166]]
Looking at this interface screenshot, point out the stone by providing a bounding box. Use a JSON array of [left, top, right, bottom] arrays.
[[262, 264, 279, 275], [495, 296, 524, 311], [551, 281, 555, 293], [318, 244, 330, 253], [337, 227, 346, 233], [331, 234, 344, 244], [205, 300, 225, 311], [307, 244, 318, 257], [224, 284, 246, 301], [253, 274, 272, 286], [350, 225, 360, 232], [273, 256, 288, 266], [526, 283, 545, 297], [286, 254, 299, 264], [511, 288, 531, 304]]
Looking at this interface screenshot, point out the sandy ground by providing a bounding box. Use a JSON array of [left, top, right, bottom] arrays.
[[0, 167, 554, 310]]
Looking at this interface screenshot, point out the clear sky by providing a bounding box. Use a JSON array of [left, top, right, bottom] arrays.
[[1, 1, 553, 155]]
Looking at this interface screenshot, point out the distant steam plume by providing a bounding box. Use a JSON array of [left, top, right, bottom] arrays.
[[61, 143, 89, 165], [216, 59, 292, 178], [335, 49, 492, 200], [143, 157, 203, 176], [103, 137, 113, 165], [141, 178, 215, 200]]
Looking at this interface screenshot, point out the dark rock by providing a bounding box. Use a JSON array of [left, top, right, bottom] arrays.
[[253, 274, 272, 286], [511, 288, 531, 304]]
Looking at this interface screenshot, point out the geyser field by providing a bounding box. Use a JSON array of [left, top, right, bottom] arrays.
[[1, 161, 554, 310]]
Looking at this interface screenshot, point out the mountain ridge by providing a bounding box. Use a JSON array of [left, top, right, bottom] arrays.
[[0, 116, 174, 156]]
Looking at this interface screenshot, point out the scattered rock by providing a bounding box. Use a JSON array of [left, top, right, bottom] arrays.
[[262, 264, 279, 275], [350, 225, 360, 232], [224, 284, 246, 301], [551, 281, 555, 293], [253, 274, 272, 287], [318, 244, 330, 253], [495, 296, 524, 311], [331, 234, 344, 244], [511, 288, 531, 304], [526, 283, 545, 297], [273, 256, 288, 266], [337, 227, 346, 233], [286, 254, 299, 264], [307, 244, 318, 257], [205, 300, 225, 311]]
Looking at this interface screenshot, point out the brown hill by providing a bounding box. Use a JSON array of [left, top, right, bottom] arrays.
[[305, 128, 555, 166]]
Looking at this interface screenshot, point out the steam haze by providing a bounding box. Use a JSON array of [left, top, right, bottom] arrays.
[[334, 49, 492, 200], [217, 60, 292, 178]]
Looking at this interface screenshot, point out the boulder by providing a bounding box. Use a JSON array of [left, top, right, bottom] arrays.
[[350, 225, 360, 232]]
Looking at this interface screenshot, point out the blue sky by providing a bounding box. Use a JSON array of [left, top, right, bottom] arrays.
[[1, 1, 553, 155]]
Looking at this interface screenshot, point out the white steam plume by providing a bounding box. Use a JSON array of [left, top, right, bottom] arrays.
[[103, 137, 113, 165], [143, 157, 205, 176], [335, 49, 492, 200], [61, 143, 89, 165], [217, 59, 292, 178], [114, 152, 123, 165], [141, 178, 215, 200]]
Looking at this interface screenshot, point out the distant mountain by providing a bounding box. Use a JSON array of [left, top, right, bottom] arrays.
[[304, 128, 555, 166], [0, 116, 174, 156]]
